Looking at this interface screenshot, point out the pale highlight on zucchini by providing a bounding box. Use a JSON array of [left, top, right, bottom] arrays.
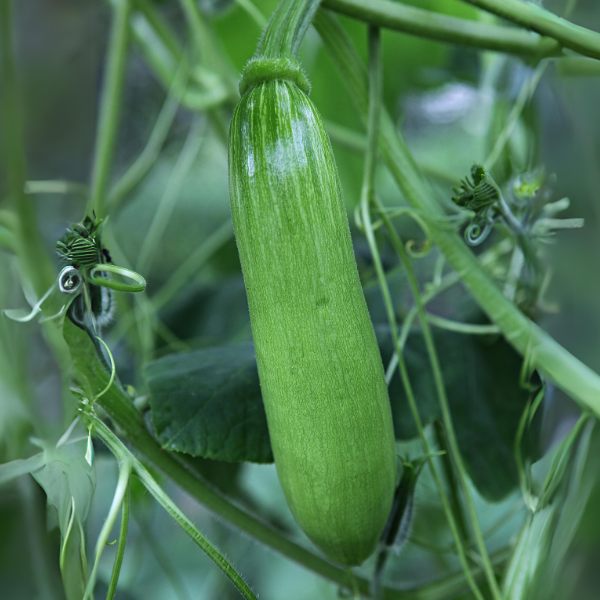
[[229, 78, 396, 566]]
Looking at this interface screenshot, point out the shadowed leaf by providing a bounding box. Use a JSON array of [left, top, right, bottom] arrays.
[[146, 343, 272, 463]]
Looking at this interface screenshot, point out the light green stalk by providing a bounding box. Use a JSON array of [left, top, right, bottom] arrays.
[[89, 416, 258, 600], [459, 0, 600, 60], [323, 0, 560, 58], [105, 481, 130, 600]]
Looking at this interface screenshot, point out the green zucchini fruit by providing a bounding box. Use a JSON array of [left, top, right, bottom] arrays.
[[228, 67, 397, 566]]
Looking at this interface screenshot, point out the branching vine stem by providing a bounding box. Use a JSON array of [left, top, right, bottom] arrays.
[[323, 0, 561, 58], [459, 0, 600, 61], [89, 414, 259, 600], [377, 203, 503, 600], [314, 9, 600, 417], [359, 24, 485, 600]]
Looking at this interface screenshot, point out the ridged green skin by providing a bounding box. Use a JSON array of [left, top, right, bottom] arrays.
[[228, 79, 396, 566]]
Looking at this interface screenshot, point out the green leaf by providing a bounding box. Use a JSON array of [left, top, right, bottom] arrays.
[[377, 325, 541, 502], [32, 438, 95, 600], [0, 453, 45, 486], [146, 343, 272, 463]]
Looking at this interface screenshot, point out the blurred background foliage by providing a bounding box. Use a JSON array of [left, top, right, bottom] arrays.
[[2, 0, 600, 598]]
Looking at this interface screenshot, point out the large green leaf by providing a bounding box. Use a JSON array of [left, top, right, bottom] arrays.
[[146, 322, 539, 500], [377, 326, 541, 501], [146, 343, 272, 463]]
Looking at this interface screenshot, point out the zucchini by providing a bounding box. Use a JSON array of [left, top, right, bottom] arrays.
[[228, 70, 396, 566]]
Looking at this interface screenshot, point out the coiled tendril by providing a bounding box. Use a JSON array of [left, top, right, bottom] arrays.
[[452, 164, 502, 246]]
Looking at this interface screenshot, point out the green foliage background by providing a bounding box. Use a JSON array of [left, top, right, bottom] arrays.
[[2, 0, 600, 599]]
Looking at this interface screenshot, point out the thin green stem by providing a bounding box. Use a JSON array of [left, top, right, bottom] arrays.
[[136, 118, 207, 274], [557, 55, 600, 77], [177, 0, 213, 61], [235, 0, 267, 28], [120, 0, 235, 111], [503, 246, 524, 302], [0, 209, 17, 231], [90, 415, 259, 600], [89, 0, 131, 218], [105, 481, 130, 600], [177, 0, 237, 92], [485, 61, 548, 171], [109, 220, 233, 343], [359, 25, 484, 600], [83, 456, 132, 600], [426, 314, 500, 335], [433, 421, 470, 546], [326, 120, 459, 185], [0, 0, 73, 414], [459, 0, 600, 61], [323, 0, 560, 58], [0, 225, 17, 253], [314, 8, 600, 417], [150, 219, 232, 311], [135, 511, 193, 600], [362, 25, 382, 202], [379, 210, 502, 599], [258, 0, 322, 58], [133, 0, 182, 58], [564, 0, 579, 18], [386, 240, 513, 383], [24, 180, 89, 197], [107, 77, 182, 211]]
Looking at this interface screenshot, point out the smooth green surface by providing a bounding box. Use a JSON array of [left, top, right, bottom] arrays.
[[229, 79, 396, 566]]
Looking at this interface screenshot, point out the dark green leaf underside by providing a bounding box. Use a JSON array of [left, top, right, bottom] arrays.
[[376, 326, 541, 501], [146, 343, 272, 463]]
